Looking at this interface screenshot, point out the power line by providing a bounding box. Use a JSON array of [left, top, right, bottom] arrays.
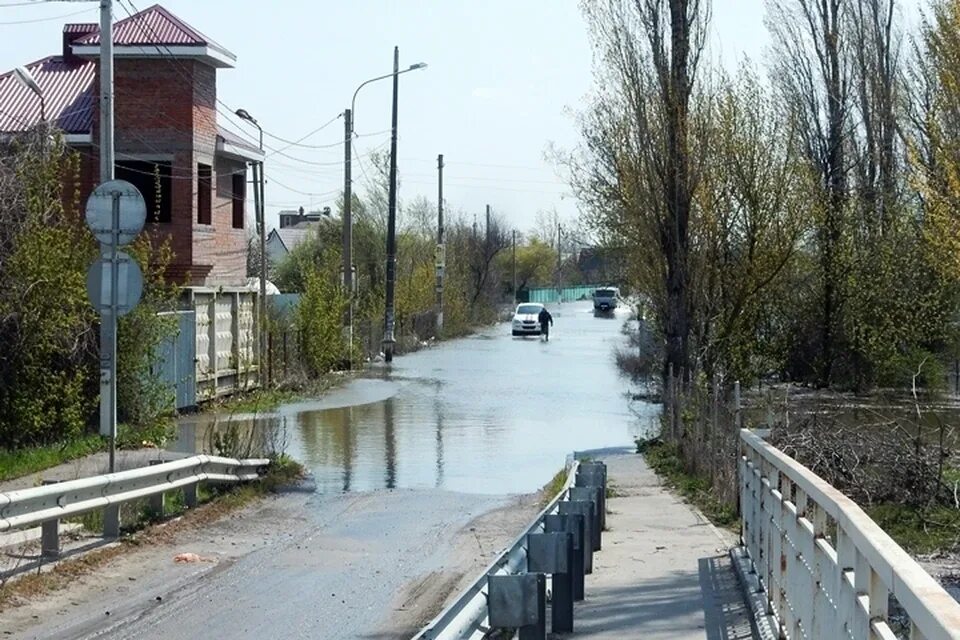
[[0, 6, 94, 24]]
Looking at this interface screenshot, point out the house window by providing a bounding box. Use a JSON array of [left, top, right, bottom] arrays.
[[197, 163, 212, 225], [115, 161, 172, 223], [232, 172, 245, 229]]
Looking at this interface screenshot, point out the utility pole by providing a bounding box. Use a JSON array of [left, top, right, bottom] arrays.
[[343, 108, 353, 360], [435, 153, 444, 337], [485, 204, 491, 245], [512, 229, 517, 305], [556, 222, 562, 304], [383, 46, 400, 363], [98, 0, 119, 537]]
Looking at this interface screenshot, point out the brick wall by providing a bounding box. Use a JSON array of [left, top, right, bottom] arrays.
[[85, 56, 248, 287]]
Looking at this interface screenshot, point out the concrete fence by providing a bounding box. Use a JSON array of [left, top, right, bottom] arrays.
[[187, 287, 260, 401], [738, 429, 960, 640]]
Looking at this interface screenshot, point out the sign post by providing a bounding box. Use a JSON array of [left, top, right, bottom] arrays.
[[84, 179, 146, 536]]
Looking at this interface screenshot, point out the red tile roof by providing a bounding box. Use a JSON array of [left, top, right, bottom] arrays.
[[0, 4, 234, 136], [74, 5, 227, 52], [0, 56, 95, 134]]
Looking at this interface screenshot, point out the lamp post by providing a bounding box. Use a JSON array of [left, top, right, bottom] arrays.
[[235, 108, 268, 386], [13, 66, 45, 123], [343, 55, 426, 363]]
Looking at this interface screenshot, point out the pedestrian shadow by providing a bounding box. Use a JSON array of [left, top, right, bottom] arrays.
[[699, 554, 757, 640]]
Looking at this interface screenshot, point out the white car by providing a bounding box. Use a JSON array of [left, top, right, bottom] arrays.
[[512, 303, 545, 336]]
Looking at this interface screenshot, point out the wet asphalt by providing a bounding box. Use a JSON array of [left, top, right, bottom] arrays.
[[17, 301, 652, 639]]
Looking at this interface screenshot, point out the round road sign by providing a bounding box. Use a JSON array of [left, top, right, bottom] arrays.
[[84, 179, 147, 247], [86, 252, 144, 316]]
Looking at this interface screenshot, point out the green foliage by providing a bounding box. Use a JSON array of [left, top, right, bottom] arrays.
[[0, 434, 103, 482], [867, 504, 960, 554], [0, 133, 97, 449], [116, 235, 179, 427], [297, 255, 348, 375]]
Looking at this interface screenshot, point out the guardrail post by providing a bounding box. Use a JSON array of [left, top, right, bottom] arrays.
[[559, 500, 594, 574], [576, 462, 607, 532], [40, 480, 61, 559], [183, 482, 199, 509], [544, 513, 585, 601], [487, 573, 546, 640], [148, 460, 165, 518], [527, 532, 574, 632], [568, 485, 602, 551], [103, 504, 120, 538]]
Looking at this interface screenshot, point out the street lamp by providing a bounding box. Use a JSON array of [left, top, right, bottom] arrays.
[[343, 55, 426, 364], [13, 66, 45, 123], [235, 107, 269, 386]]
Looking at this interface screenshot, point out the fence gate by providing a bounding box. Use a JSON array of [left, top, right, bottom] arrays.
[[154, 310, 197, 411]]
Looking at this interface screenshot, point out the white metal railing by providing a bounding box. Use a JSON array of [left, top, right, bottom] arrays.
[[0, 455, 269, 533], [739, 429, 960, 640]]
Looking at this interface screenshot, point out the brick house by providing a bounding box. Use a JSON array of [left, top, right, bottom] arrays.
[[0, 3, 262, 286]]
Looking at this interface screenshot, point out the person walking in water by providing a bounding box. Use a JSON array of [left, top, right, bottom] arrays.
[[538, 306, 554, 341]]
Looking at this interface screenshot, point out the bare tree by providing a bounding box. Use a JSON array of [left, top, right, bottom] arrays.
[[768, 0, 852, 386], [574, 0, 710, 382]]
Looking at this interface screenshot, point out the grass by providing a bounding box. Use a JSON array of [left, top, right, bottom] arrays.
[[540, 467, 570, 508], [0, 435, 104, 483], [201, 375, 341, 415], [866, 504, 960, 555], [640, 439, 738, 529], [0, 455, 306, 610]]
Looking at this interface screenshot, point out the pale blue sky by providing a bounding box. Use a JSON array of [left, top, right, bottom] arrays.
[[0, 0, 923, 232]]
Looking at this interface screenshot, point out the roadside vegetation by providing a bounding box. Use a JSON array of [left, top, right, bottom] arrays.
[[572, 0, 960, 557]]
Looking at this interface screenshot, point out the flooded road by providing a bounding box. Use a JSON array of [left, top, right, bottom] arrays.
[[13, 302, 660, 640], [176, 300, 657, 494]]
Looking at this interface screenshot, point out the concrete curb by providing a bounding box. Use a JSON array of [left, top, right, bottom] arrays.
[[729, 545, 779, 640]]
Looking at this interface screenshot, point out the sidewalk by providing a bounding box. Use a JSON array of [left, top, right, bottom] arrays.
[[0, 448, 190, 494], [569, 452, 756, 639]]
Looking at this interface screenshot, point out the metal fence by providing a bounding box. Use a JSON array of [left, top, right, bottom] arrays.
[[521, 285, 604, 304], [153, 310, 197, 411], [0, 455, 269, 554], [738, 429, 960, 640]]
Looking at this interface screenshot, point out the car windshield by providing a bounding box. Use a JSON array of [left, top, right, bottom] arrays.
[[595, 289, 616, 297], [517, 305, 542, 315]]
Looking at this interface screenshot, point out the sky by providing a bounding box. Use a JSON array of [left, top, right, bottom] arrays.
[[0, 0, 924, 233]]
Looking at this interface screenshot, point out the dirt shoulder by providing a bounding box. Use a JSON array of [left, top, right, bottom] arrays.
[[385, 491, 546, 638]]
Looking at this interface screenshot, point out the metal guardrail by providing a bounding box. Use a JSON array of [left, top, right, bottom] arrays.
[[412, 460, 580, 640], [0, 455, 269, 534], [739, 429, 960, 640]]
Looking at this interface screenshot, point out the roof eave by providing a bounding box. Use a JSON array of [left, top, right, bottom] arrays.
[[217, 137, 264, 162], [71, 43, 236, 69]]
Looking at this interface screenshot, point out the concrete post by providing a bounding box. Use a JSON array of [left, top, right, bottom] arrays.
[[527, 532, 574, 632], [569, 485, 603, 551], [544, 513, 585, 601], [559, 500, 595, 574], [487, 573, 546, 640], [148, 460, 165, 518], [40, 480, 60, 559]]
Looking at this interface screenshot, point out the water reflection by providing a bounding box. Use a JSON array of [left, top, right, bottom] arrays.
[[173, 302, 658, 495]]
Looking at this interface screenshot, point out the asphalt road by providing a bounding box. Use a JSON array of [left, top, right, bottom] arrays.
[[5, 300, 649, 639]]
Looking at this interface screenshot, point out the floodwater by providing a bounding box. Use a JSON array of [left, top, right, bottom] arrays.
[[172, 300, 657, 495]]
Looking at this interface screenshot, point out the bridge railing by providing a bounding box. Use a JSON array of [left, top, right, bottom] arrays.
[[739, 429, 960, 640]]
